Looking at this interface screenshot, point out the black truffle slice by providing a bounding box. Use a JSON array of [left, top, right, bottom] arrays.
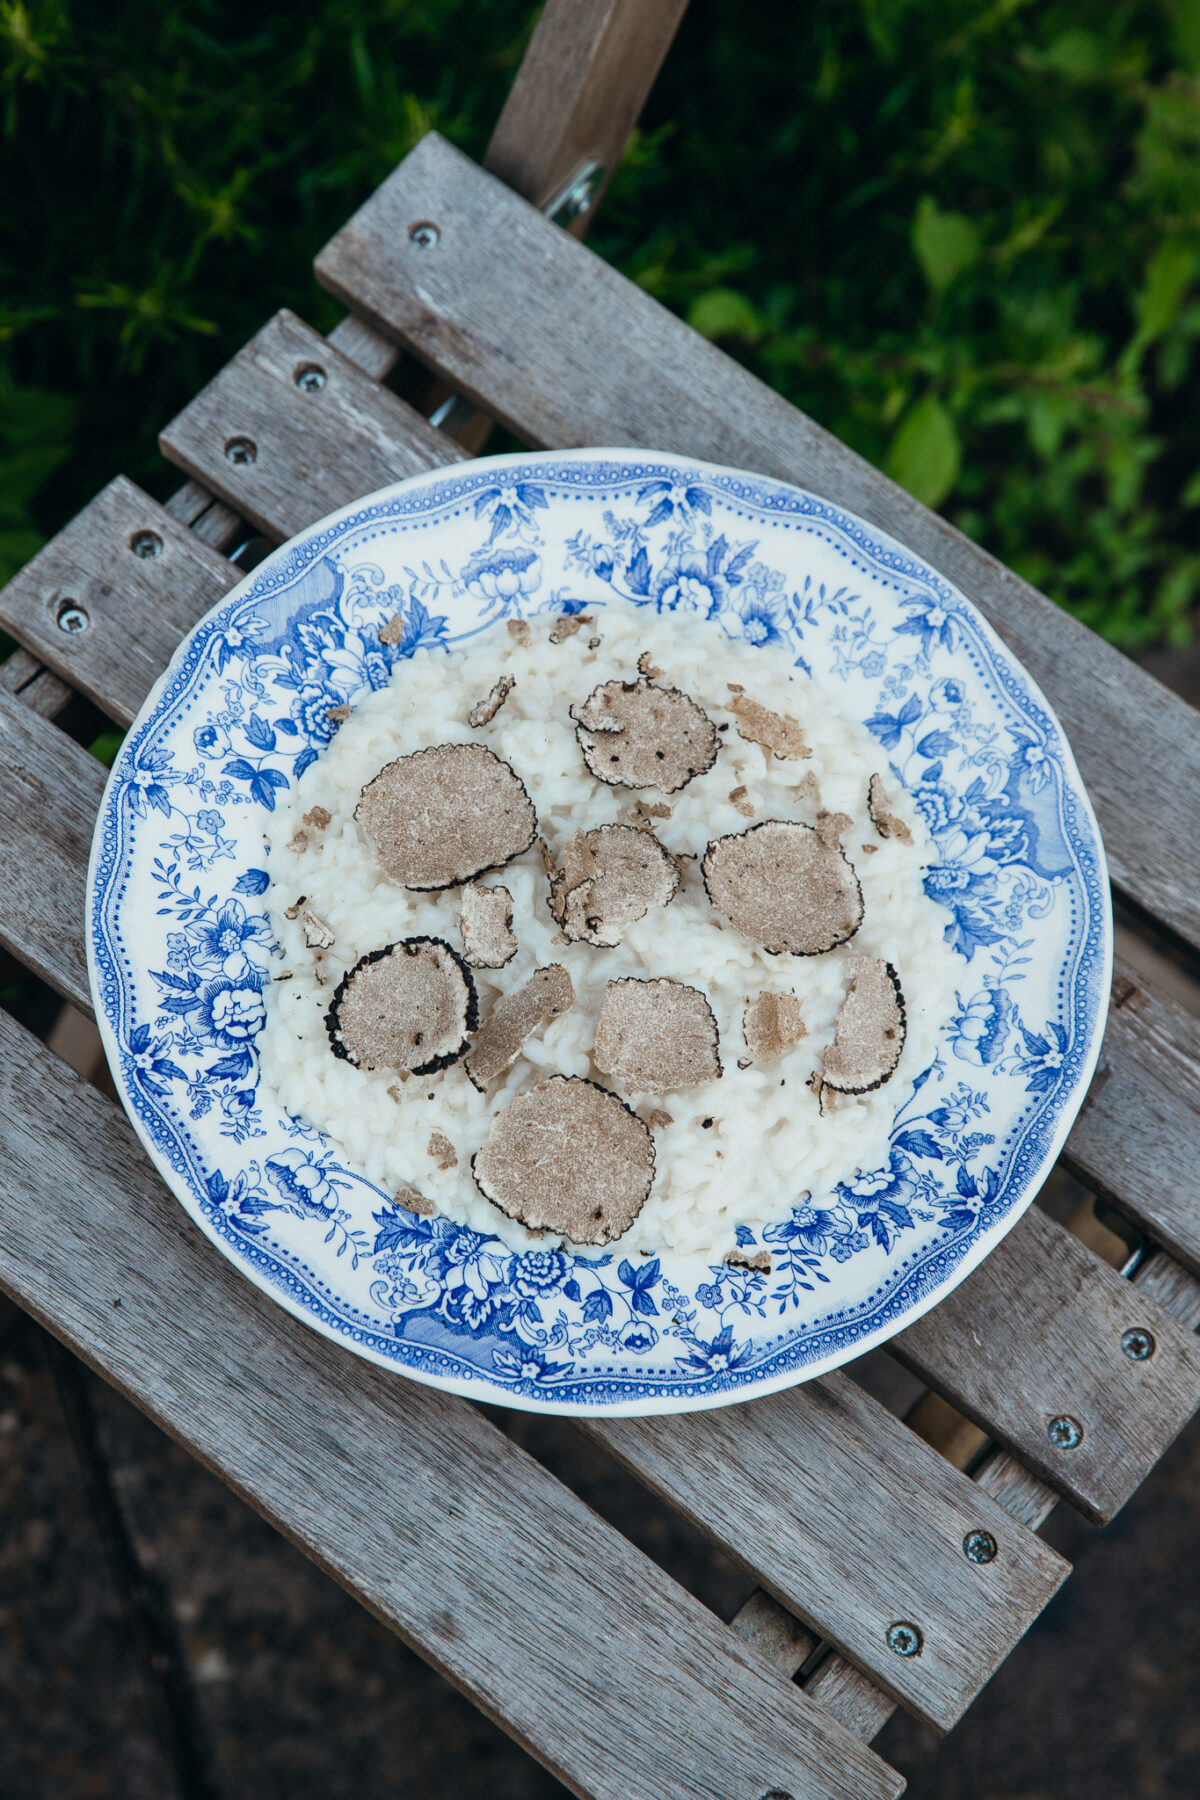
[[473, 1076, 655, 1245], [821, 958, 907, 1094], [549, 823, 680, 947], [325, 936, 478, 1075], [458, 882, 518, 969], [465, 964, 575, 1091], [593, 977, 722, 1093], [702, 820, 864, 956], [743, 990, 808, 1063], [570, 675, 719, 794], [867, 773, 914, 846], [356, 743, 537, 890]]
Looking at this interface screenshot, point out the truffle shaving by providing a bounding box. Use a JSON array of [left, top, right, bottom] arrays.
[[724, 1248, 772, 1274], [550, 612, 592, 643], [702, 820, 864, 955], [356, 742, 537, 890], [427, 1131, 458, 1170], [571, 675, 719, 794], [395, 1180, 436, 1217], [549, 823, 680, 947], [325, 936, 477, 1075], [743, 991, 808, 1063], [867, 773, 914, 846], [458, 882, 517, 969], [465, 964, 575, 1090], [821, 958, 907, 1094], [726, 685, 810, 760], [473, 1076, 655, 1244], [468, 674, 515, 727], [377, 614, 405, 646], [593, 977, 722, 1093]]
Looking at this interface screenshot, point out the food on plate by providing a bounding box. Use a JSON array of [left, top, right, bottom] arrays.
[[458, 882, 518, 969], [820, 957, 907, 1095], [593, 977, 721, 1092], [702, 819, 864, 956], [356, 742, 537, 889], [570, 673, 719, 793], [325, 937, 477, 1075], [548, 823, 679, 947]]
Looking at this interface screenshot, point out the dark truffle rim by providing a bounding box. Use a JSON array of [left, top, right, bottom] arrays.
[[550, 820, 682, 944], [324, 934, 479, 1076], [460, 883, 520, 970], [354, 742, 539, 892], [594, 975, 724, 1084], [463, 964, 574, 1093], [471, 1074, 656, 1246], [700, 818, 865, 956], [570, 675, 720, 796], [866, 772, 910, 843], [820, 960, 908, 1095]]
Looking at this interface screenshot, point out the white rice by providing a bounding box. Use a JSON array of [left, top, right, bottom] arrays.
[[258, 601, 961, 1256]]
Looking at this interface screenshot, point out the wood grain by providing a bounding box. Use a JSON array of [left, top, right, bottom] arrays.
[[159, 309, 465, 543], [0, 644, 73, 719], [589, 1370, 1067, 1731], [314, 131, 1200, 954], [0, 1009, 902, 1800], [0, 476, 235, 728]]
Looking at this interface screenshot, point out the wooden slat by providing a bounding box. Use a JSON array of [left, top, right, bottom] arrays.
[[0, 476, 235, 728], [892, 1203, 1200, 1523], [0, 1011, 901, 1800], [0, 644, 73, 719], [588, 1371, 1067, 1731], [314, 131, 1200, 956], [484, 0, 691, 227], [159, 309, 465, 543]]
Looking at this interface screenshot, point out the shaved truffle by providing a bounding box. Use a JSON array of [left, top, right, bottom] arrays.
[[468, 674, 515, 727], [325, 937, 477, 1075], [303, 805, 331, 830], [815, 810, 853, 849], [377, 613, 405, 645], [571, 675, 719, 794], [550, 612, 593, 643], [473, 1076, 655, 1245], [593, 977, 722, 1093], [356, 743, 537, 890], [507, 618, 531, 644], [427, 1131, 458, 1170], [821, 958, 907, 1094], [465, 964, 575, 1090], [395, 1180, 436, 1217], [458, 882, 517, 969], [729, 784, 755, 818], [302, 908, 334, 949], [637, 651, 664, 679], [867, 773, 914, 846], [702, 820, 864, 955], [726, 685, 810, 760], [724, 1248, 772, 1274], [743, 990, 808, 1063], [326, 704, 352, 723], [549, 823, 679, 947]]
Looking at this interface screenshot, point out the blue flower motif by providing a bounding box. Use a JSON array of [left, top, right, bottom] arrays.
[[265, 1147, 340, 1217], [619, 1321, 660, 1353], [637, 478, 712, 527], [1015, 1018, 1069, 1093], [463, 545, 542, 609], [293, 683, 338, 745], [193, 722, 230, 758], [652, 559, 727, 619], [896, 598, 956, 659], [860, 650, 886, 678], [511, 1249, 571, 1299], [736, 587, 789, 647], [126, 1022, 186, 1097], [196, 972, 267, 1048], [187, 898, 271, 978], [950, 985, 1011, 1066], [931, 678, 965, 708], [1011, 736, 1053, 794], [676, 1325, 752, 1376], [473, 480, 549, 542], [122, 746, 176, 819]]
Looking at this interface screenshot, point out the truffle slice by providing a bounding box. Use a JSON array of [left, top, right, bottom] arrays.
[[468, 674, 515, 728], [395, 1180, 436, 1217], [702, 820, 864, 956], [724, 1248, 772, 1274], [821, 958, 907, 1094], [427, 1131, 458, 1170], [465, 964, 575, 1090], [356, 743, 537, 890], [593, 977, 722, 1093], [867, 773, 914, 846], [743, 990, 808, 1063], [549, 823, 680, 947], [571, 676, 719, 794], [550, 612, 593, 643], [458, 882, 518, 969], [726, 685, 810, 760], [473, 1076, 655, 1245], [325, 936, 477, 1075]]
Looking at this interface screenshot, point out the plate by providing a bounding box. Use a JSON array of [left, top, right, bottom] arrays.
[[87, 449, 1110, 1415]]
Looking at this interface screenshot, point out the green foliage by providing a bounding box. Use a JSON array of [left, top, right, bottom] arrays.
[[2, 0, 1200, 650]]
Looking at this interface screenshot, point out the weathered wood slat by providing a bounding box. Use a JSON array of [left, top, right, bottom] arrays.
[[892, 1203, 1200, 1523], [588, 1371, 1067, 1731], [314, 131, 1200, 955], [731, 1589, 819, 1680], [0, 476, 235, 728], [0, 1010, 902, 1800], [0, 644, 73, 719], [159, 309, 465, 543]]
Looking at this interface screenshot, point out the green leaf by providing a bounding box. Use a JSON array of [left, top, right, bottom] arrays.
[[1123, 240, 1198, 369], [687, 287, 764, 344], [885, 395, 961, 508], [911, 196, 980, 297]]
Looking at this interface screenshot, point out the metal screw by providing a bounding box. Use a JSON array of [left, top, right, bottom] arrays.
[[760, 1791, 795, 1800], [886, 1621, 923, 1658], [295, 364, 326, 392], [546, 159, 605, 228], [409, 221, 439, 249], [224, 436, 257, 466], [963, 1529, 997, 1565], [1047, 1414, 1083, 1449], [57, 602, 88, 634], [130, 529, 161, 559], [1121, 1327, 1155, 1361]]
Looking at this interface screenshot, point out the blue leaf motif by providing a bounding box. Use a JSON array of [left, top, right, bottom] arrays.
[[294, 747, 318, 779], [626, 546, 652, 596], [223, 758, 257, 781], [917, 731, 957, 758], [582, 1288, 613, 1324], [245, 714, 277, 751], [892, 1129, 943, 1160], [234, 869, 270, 896]]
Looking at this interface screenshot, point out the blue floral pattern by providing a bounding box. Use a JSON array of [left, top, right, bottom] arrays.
[[88, 452, 1110, 1414]]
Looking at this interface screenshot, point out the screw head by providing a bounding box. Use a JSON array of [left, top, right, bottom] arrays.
[[1121, 1327, 1155, 1361], [1047, 1414, 1083, 1449], [295, 364, 326, 392], [963, 1529, 997, 1565], [224, 436, 257, 466], [56, 602, 88, 633], [886, 1621, 923, 1658], [409, 221, 439, 249], [130, 529, 162, 559]]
